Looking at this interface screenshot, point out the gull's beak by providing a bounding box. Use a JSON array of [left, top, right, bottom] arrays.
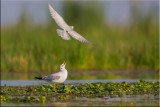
[[63, 61, 66, 66]]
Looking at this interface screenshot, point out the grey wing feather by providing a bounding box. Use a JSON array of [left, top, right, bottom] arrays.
[[48, 3, 71, 30], [68, 30, 92, 44], [50, 75, 60, 80], [43, 73, 60, 81], [57, 29, 71, 40]]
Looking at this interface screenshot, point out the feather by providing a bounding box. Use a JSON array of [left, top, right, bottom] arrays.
[[57, 29, 71, 40], [68, 30, 91, 44], [48, 3, 71, 30], [48, 3, 92, 44], [35, 77, 43, 80]]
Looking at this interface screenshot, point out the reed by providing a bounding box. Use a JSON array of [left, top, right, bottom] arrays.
[[1, 1, 159, 72]]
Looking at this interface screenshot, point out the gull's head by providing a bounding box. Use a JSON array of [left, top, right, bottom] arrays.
[[59, 61, 66, 71], [70, 26, 74, 30]]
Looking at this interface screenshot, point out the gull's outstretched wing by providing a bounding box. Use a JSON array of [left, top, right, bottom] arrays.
[[68, 30, 92, 44], [57, 29, 71, 40], [48, 3, 71, 30]]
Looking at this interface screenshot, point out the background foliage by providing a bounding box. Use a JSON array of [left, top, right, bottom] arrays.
[[1, 1, 159, 72]]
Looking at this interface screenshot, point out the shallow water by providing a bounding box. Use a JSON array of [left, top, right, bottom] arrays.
[[1, 79, 159, 86], [1, 79, 159, 106], [1, 70, 159, 81], [1, 94, 159, 106]]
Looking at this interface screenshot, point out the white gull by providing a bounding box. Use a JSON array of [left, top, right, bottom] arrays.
[[48, 3, 92, 44]]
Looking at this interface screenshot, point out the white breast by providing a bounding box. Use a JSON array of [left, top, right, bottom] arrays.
[[52, 69, 68, 83]]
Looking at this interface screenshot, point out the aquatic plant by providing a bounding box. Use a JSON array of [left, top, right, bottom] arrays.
[[1, 80, 159, 104]]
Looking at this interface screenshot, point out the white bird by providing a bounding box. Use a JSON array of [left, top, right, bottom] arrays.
[[48, 3, 92, 44], [35, 61, 68, 85]]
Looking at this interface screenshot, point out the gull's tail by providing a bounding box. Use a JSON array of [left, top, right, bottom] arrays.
[[57, 29, 71, 40], [35, 77, 43, 80]]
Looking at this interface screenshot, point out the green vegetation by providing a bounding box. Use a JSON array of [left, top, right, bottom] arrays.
[[1, 80, 159, 104], [1, 1, 159, 72]]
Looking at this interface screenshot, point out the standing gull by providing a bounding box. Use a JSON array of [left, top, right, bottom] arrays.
[[35, 62, 68, 87], [48, 3, 92, 44]]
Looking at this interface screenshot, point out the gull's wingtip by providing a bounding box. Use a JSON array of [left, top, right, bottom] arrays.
[[87, 41, 94, 45], [48, 3, 51, 7], [35, 77, 43, 80], [88, 42, 92, 44], [85, 41, 92, 44]]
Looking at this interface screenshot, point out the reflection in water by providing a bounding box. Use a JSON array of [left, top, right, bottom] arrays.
[[1, 79, 158, 86], [1, 70, 159, 80], [1, 94, 159, 106]]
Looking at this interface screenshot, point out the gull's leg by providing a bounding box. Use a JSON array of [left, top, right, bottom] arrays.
[[56, 83, 58, 88], [53, 83, 55, 89]]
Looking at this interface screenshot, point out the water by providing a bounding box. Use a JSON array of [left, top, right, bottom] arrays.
[[1, 79, 159, 106], [1, 70, 159, 81], [1, 94, 159, 106], [1, 79, 159, 86]]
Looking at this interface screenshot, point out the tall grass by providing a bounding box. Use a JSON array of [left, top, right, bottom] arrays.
[[1, 1, 159, 72]]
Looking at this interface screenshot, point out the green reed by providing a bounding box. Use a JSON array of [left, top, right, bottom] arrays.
[[1, 1, 159, 72]]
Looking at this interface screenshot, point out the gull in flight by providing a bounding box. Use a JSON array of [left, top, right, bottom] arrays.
[[48, 3, 92, 44], [35, 61, 68, 87]]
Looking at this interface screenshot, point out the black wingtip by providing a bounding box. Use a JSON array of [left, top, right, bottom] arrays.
[[35, 77, 43, 80]]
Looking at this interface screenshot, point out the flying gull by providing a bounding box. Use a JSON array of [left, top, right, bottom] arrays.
[[48, 3, 92, 44]]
